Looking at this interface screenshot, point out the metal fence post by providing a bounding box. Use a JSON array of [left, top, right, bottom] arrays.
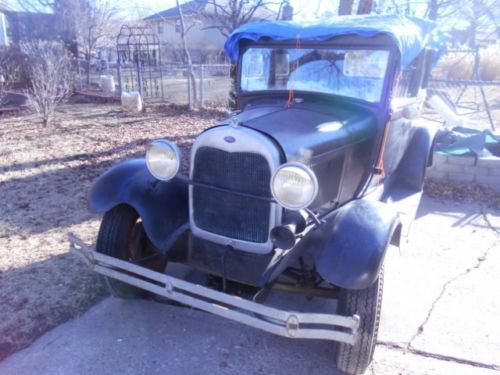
[[187, 66, 192, 109], [77, 59, 82, 90], [199, 64, 204, 108], [117, 61, 123, 95], [137, 59, 144, 98]]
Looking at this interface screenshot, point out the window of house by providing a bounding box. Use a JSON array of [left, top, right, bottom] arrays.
[[175, 19, 181, 33], [158, 23, 164, 34]]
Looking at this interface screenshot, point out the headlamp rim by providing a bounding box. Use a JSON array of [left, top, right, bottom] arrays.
[[146, 139, 181, 181], [271, 162, 319, 210]]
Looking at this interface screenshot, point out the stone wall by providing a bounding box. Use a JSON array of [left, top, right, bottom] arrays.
[[426, 153, 500, 191]]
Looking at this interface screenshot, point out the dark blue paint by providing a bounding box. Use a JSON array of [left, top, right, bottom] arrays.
[[314, 200, 400, 290], [89, 159, 189, 251]]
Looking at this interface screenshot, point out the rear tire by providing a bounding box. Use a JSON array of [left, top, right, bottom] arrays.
[[335, 270, 384, 375], [96, 204, 166, 299]]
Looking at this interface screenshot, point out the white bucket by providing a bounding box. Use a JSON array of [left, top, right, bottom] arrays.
[[121, 91, 143, 113], [100, 75, 115, 93]]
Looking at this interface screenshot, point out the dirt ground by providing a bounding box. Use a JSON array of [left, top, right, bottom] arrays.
[[0, 101, 222, 360], [0, 100, 499, 363]]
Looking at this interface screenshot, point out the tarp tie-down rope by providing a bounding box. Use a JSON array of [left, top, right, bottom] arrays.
[[375, 121, 392, 185], [286, 34, 301, 108]]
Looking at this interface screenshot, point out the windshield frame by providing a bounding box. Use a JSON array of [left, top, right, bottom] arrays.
[[237, 40, 399, 108]]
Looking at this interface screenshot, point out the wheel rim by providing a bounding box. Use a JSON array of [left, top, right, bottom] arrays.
[[127, 220, 165, 270]]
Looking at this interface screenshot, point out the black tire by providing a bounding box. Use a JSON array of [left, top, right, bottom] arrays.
[[335, 270, 384, 375], [96, 204, 166, 299]]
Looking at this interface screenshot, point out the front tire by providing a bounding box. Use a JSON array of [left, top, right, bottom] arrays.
[[335, 270, 384, 375], [96, 204, 166, 298]]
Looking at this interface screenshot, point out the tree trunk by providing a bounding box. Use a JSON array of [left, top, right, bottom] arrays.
[[228, 64, 237, 110], [86, 56, 91, 86], [338, 0, 354, 15], [357, 0, 373, 14], [427, 0, 438, 20], [176, 0, 197, 110]]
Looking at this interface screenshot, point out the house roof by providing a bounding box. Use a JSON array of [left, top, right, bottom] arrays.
[[144, 0, 207, 20]]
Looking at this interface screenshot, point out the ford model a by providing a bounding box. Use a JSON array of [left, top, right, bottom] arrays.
[[77, 16, 438, 375]]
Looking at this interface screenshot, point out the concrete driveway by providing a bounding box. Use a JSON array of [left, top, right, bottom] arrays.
[[1, 196, 499, 375]]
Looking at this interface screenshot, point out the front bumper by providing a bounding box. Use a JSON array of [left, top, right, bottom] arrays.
[[69, 234, 360, 345]]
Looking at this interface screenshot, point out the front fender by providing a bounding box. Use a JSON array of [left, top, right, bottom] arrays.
[[315, 200, 400, 290], [89, 159, 189, 251]]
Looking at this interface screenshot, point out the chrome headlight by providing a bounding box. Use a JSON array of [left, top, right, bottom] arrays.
[[146, 140, 181, 181], [271, 163, 318, 210]]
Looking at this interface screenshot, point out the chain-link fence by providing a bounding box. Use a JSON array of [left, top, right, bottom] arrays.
[[427, 48, 499, 132], [76, 61, 232, 108]]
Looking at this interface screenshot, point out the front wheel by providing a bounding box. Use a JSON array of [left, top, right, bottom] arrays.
[[335, 270, 384, 375], [96, 204, 167, 298]]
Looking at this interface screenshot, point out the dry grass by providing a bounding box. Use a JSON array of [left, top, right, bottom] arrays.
[[0, 100, 222, 360], [434, 45, 500, 81], [479, 44, 500, 81], [424, 178, 500, 210], [435, 53, 474, 80]]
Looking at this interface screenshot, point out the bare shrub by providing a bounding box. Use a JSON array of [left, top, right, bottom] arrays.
[[434, 45, 500, 82], [21, 41, 74, 128], [435, 53, 474, 80], [479, 44, 500, 81], [0, 46, 30, 91]]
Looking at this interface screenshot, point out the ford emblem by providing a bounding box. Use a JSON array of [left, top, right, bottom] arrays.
[[224, 136, 236, 143]]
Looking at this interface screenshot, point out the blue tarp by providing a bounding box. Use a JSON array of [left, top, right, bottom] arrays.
[[224, 15, 438, 68]]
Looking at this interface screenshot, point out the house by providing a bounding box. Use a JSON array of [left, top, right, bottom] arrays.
[[143, 0, 286, 64], [0, 9, 58, 46], [0, 11, 8, 46]]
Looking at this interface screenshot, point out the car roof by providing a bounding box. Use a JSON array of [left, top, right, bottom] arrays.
[[225, 15, 437, 68]]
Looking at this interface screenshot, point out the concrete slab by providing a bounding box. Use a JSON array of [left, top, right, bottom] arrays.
[[0, 196, 499, 374]]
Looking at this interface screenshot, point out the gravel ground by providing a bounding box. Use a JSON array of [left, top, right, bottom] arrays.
[[0, 102, 222, 360]]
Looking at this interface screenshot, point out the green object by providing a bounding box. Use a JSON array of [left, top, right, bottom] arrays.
[[435, 127, 500, 158]]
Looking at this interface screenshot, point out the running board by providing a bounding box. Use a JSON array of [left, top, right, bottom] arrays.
[[69, 234, 360, 345]]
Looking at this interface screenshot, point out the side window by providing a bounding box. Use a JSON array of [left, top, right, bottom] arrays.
[[393, 56, 421, 98]]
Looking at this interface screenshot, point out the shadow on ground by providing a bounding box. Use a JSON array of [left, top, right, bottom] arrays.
[[0, 253, 107, 361]]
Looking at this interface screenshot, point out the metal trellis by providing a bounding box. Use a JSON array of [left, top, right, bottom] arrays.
[[116, 25, 164, 100]]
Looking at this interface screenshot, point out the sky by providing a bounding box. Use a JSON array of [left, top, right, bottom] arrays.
[[8, 0, 430, 21]]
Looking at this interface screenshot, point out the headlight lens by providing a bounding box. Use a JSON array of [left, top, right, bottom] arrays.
[[271, 163, 318, 210], [146, 140, 181, 181]]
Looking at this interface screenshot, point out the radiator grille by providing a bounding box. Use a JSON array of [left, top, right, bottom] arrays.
[[192, 147, 272, 243]]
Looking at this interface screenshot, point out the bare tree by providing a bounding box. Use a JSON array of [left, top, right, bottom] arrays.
[[17, 0, 120, 84], [202, 0, 282, 38], [73, 0, 120, 84], [338, 0, 354, 15], [22, 41, 73, 128], [357, 0, 373, 14], [200, 0, 282, 109], [338, 0, 373, 15], [176, 0, 197, 110]]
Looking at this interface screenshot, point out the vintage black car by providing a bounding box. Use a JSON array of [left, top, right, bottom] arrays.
[[79, 15, 439, 375]]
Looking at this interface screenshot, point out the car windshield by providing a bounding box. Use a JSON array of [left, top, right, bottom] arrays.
[[240, 46, 391, 103]]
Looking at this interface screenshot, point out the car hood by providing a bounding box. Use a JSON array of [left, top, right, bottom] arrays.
[[228, 102, 378, 165]]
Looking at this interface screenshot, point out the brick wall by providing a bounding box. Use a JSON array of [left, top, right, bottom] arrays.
[[426, 153, 500, 191]]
